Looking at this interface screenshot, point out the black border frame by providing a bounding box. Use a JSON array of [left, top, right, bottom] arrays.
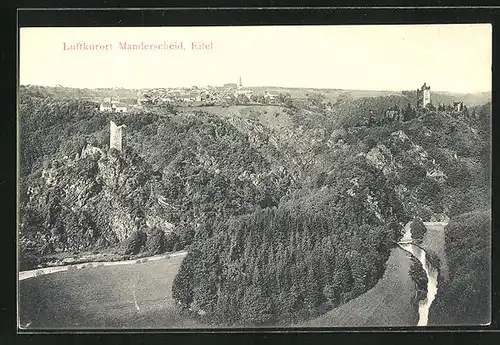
[[4, 6, 499, 344]]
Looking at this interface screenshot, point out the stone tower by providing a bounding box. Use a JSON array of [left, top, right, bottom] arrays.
[[110, 120, 126, 152], [417, 82, 431, 108], [422, 83, 431, 107]]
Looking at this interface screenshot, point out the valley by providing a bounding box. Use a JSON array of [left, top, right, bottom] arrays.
[[18, 84, 491, 328]]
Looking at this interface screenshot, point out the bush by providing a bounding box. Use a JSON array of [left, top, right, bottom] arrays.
[[145, 228, 165, 255], [446, 162, 471, 188], [425, 249, 441, 271], [417, 177, 443, 212], [120, 230, 146, 255], [410, 218, 427, 240], [172, 250, 201, 307], [408, 256, 427, 302], [164, 232, 180, 252], [19, 250, 40, 271], [399, 163, 427, 187], [179, 227, 196, 249]]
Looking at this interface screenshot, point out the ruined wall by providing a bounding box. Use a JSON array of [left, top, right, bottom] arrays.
[[110, 121, 124, 152], [423, 89, 431, 108]]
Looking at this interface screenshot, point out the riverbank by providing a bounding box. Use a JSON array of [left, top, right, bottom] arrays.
[[301, 246, 418, 327], [428, 210, 491, 326], [396, 221, 446, 326], [418, 222, 447, 326], [302, 222, 446, 327], [421, 222, 448, 281], [18, 223, 449, 328]]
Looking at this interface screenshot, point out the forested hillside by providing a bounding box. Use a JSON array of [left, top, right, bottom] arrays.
[[19, 87, 296, 269], [170, 98, 490, 325], [170, 102, 491, 325], [19, 85, 491, 325], [429, 209, 491, 325], [172, 156, 403, 325]]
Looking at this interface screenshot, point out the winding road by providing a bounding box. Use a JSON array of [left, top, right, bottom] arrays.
[[18, 251, 188, 281]]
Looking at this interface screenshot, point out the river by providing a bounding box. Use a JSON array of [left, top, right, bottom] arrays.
[[398, 222, 441, 326]]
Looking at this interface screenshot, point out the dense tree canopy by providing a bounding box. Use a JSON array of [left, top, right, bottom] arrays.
[[172, 157, 404, 325], [429, 209, 491, 325]]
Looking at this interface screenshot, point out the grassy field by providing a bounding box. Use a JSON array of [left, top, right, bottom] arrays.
[[245, 87, 402, 101], [20, 241, 429, 329], [188, 105, 293, 132], [19, 246, 419, 329], [301, 247, 418, 327], [19, 254, 211, 329]]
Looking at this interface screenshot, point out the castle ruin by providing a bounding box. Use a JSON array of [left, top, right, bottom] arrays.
[[453, 101, 464, 112], [416, 82, 431, 108], [110, 120, 126, 152]]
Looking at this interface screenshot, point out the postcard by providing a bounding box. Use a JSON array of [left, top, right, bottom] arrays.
[[18, 23, 492, 330]]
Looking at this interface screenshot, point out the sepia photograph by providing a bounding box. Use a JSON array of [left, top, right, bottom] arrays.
[[17, 23, 492, 330]]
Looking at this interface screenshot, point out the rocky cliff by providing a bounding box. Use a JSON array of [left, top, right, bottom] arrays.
[[20, 145, 169, 264], [362, 129, 447, 220]]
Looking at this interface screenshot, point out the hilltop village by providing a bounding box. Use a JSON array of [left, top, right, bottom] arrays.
[[98, 77, 290, 113], [97, 81, 471, 126]]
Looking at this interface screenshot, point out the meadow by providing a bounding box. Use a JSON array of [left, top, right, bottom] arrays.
[[19, 253, 209, 329], [301, 247, 418, 327]]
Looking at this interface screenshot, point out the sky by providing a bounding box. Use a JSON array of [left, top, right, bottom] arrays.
[[19, 24, 492, 93]]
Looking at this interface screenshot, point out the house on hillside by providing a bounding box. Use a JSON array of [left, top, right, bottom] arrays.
[[100, 102, 114, 112], [113, 103, 128, 112], [384, 108, 402, 122], [264, 91, 278, 102], [235, 89, 253, 97], [99, 101, 128, 113]]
